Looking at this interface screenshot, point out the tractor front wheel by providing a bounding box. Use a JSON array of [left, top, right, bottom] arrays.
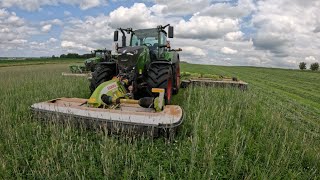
[[146, 64, 173, 104], [90, 65, 114, 93]]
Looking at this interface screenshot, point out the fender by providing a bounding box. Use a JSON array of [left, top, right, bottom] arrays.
[[147, 52, 180, 70], [170, 51, 180, 64]]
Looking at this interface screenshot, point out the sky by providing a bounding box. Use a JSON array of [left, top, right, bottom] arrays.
[[0, 0, 320, 68]]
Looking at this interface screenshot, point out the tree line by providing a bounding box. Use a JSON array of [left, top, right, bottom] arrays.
[[52, 53, 94, 59], [299, 62, 319, 71]]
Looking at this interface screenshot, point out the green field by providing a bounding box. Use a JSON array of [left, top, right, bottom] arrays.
[[0, 58, 82, 67], [0, 61, 319, 179]]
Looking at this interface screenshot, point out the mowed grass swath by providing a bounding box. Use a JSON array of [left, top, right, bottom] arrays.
[[0, 62, 319, 179]]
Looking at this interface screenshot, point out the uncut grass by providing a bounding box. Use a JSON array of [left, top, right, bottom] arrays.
[[181, 63, 320, 127], [0, 58, 83, 67], [0, 64, 319, 179]]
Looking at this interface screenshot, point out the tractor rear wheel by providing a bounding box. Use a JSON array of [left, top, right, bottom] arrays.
[[90, 65, 114, 93], [146, 64, 173, 104]]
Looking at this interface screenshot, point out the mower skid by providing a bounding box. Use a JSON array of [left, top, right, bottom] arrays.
[[31, 98, 183, 137]]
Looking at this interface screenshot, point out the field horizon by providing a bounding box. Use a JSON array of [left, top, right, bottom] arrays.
[[2, 57, 320, 71], [0, 60, 319, 179]]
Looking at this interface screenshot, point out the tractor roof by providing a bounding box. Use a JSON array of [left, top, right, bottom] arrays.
[[133, 28, 166, 38], [94, 49, 109, 52]]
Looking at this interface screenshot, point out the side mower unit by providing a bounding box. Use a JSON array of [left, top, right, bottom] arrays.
[[180, 72, 248, 90]]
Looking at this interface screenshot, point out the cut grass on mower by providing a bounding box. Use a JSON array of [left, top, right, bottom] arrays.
[[0, 62, 319, 179]]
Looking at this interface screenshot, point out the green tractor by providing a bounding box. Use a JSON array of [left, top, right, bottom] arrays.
[[90, 24, 181, 104], [69, 49, 112, 73], [32, 25, 184, 136]]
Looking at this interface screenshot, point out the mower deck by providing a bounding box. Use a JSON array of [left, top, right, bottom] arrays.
[[181, 78, 248, 89], [31, 98, 183, 136], [62, 72, 92, 78]]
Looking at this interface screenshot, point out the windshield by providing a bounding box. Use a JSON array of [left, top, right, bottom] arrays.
[[131, 28, 159, 47], [95, 52, 103, 57]]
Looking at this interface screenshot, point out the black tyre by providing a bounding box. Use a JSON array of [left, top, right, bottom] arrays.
[[146, 64, 173, 104], [85, 62, 96, 72], [90, 65, 114, 93]]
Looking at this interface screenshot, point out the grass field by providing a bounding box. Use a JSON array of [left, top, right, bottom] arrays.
[[0, 58, 83, 67], [0, 61, 319, 179]]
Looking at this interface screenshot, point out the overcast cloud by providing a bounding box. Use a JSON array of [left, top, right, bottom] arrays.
[[0, 0, 319, 68]]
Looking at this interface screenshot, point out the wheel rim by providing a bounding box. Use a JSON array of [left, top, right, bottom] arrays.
[[167, 76, 172, 103]]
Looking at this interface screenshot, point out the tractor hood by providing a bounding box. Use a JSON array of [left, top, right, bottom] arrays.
[[117, 46, 148, 72], [85, 57, 100, 63]]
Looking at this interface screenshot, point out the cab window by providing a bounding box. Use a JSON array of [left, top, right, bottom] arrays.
[[160, 32, 166, 46]]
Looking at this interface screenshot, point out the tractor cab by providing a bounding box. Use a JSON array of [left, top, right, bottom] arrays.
[[113, 25, 174, 61], [130, 28, 167, 60], [93, 49, 110, 61]]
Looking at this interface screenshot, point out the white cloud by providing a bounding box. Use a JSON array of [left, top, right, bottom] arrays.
[[200, 0, 256, 18], [305, 56, 315, 62], [181, 46, 207, 57], [109, 3, 159, 29], [0, 0, 108, 11], [0, 9, 61, 57], [0, 8, 9, 17], [50, 19, 63, 26], [2, 1, 320, 68], [152, 0, 210, 16], [40, 19, 63, 33], [60, 14, 113, 53], [80, 0, 101, 10], [0, 27, 10, 33], [61, 41, 92, 51], [304, 56, 319, 64], [224, 31, 244, 41], [221, 47, 238, 54], [48, 37, 58, 43], [0, 9, 35, 45], [252, 0, 320, 59], [176, 15, 239, 39], [150, 4, 166, 16], [41, 24, 52, 32], [64, 11, 71, 16]]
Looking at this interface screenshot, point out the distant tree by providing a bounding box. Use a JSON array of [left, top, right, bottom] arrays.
[[60, 53, 85, 59], [81, 53, 94, 58], [66, 53, 79, 58], [310, 63, 319, 71], [299, 62, 306, 70], [52, 55, 56, 58]]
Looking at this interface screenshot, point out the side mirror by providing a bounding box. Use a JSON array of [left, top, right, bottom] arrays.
[[114, 31, 119, 41], [168, 26, 174, 38]]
